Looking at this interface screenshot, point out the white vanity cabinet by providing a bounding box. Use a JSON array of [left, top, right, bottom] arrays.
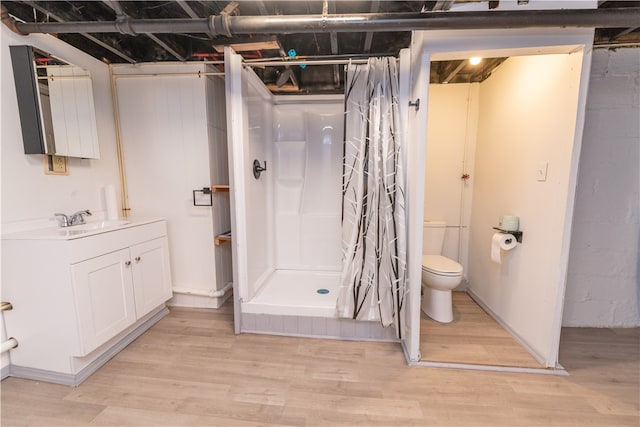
[[71, 237, 171, 356], [1, 219, 172, 385]]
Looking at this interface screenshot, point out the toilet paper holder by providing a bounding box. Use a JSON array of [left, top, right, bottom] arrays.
[[492, 227, 523, 243]]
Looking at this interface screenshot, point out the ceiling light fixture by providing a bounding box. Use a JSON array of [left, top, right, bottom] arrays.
[[469, 57, 482, 66]]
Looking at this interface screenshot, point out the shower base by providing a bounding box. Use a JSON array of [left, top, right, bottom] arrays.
[[239, 269, 398, 342], [242, 270, 340, 317]]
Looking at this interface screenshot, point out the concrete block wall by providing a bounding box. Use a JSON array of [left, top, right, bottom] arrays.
[[564, 48, 640, 327]]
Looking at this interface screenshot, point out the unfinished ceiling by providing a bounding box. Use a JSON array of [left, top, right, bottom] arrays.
[[2, 1, 639, 93]]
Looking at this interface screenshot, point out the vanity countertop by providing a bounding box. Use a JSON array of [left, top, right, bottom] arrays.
[[1, 217, 165, 240]]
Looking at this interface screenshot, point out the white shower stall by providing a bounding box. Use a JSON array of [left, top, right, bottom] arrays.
[[225, 48, 399, 340]]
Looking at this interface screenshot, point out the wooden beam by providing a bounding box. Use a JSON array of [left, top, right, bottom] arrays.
[[213, 37, 282, 53]]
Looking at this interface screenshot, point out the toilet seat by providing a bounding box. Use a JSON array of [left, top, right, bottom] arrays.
[[421, 255, 463, 277]]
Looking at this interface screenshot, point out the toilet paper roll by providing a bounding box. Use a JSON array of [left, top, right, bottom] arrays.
[[104, 184, 119, 220], [491, 233, 518, 264]]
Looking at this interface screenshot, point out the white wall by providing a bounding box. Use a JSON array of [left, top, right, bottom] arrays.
[[113, 63, 217, 300], [1, 26, 120, 228], [424, 83, 479, 279], [1, 27, 120, 374], [564, 48, 640, 327], [467, 53, 585, 364]]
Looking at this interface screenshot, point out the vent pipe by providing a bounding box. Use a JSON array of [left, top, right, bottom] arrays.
[[6, 8, 640, 37]]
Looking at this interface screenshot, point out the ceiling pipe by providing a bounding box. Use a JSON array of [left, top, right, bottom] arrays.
[[10, 8, 640, 37]]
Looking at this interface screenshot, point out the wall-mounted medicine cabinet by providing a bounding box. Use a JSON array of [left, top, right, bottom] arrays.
[[9, 45, 100, 159]]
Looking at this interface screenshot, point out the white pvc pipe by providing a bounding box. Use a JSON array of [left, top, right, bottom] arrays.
[[172, 282, 233, 298], [1, 337, 18, 353]]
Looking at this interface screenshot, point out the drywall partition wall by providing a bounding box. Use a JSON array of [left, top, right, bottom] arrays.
[[272, 99, 343, 271], [564, 48, 640, 327], [114, 63, 217, 305], [424, 83, 479, 280], [225, 47, 275, 304], [467, 52, 586, 365], [1, 25, 120, 227], [207, 72, 234, 295], [413, 29, 594, 367], [403, 38, 430, 362]]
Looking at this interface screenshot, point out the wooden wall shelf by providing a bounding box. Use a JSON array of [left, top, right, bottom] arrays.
[[211, 185, 229, 193], [214, 232, 232, 245]]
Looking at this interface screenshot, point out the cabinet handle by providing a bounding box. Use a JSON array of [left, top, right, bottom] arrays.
[[135, 256, 141, 263], [125, 260, 131, 267]]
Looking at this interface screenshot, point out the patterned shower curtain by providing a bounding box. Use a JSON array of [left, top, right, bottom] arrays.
[[337, 57, 407, 338]]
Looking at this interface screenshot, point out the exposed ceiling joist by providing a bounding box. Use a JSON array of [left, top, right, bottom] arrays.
[[146, 33, 185, 61], [103, 0, 184, 62], [443, 60, 467, 84], [324, 1, 340, 86], [608, 26, 640, 42], [255, 1, 269, 15], [433, 1, 455, 11], [176, 0, 199, 19], [22, 1, 135, 63], [363, 0, 380, 53]]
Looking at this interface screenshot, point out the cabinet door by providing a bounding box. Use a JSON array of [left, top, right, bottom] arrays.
[[71, 248, 136, 356], [130, 237, 172, 318]]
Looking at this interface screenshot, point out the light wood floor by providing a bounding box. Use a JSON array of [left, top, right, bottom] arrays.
[[420, 291, 543, 368], [1, 302, 638, 426]]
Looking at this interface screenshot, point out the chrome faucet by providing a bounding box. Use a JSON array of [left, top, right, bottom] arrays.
[[54, 210, 92, 227], [54, 213, 71, 227], [70, 210, 92, 225]]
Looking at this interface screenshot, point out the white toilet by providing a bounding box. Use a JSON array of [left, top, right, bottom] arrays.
[[421, 221, 463, 323]]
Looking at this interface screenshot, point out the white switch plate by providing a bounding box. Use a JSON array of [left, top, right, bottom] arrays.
[[537, 161, 548, 182]]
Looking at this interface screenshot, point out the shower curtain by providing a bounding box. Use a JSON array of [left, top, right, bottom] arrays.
[[337, 57, 407, 338]]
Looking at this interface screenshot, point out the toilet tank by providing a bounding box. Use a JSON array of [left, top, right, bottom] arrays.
[[423, 220, 447, 255]]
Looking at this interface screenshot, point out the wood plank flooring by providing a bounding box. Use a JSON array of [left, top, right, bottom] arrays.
[[1, 302, 638, 426], [420, 291, 543, 368]]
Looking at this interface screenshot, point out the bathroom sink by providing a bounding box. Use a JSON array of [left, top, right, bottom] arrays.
[[2, 218, 165, 240], [71, 220, 131, 231], [51, 220, 131, 237]]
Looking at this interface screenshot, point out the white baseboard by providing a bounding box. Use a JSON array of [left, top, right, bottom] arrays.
[[168, 291, 231, 309]]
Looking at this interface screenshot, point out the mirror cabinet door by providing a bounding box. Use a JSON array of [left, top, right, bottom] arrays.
[[9, 45, 100, 159]]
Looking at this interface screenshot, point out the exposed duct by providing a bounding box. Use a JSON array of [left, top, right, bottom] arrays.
[[6, 8, 640, 37]]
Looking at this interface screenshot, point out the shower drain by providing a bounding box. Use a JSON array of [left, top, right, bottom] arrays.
[[316, 288, 330, 294]]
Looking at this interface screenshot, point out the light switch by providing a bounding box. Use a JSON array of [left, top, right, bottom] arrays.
[[537, 161, 548, 182]]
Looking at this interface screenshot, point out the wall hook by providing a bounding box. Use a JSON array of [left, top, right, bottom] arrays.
[[409, 98, 420, 111], [253, 159, 267, 179]]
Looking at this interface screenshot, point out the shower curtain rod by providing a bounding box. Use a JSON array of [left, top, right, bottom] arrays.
[[113, 71, 224, 78], [245, 58, 371, 67]]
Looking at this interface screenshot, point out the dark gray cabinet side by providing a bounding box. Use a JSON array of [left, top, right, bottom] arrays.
[[9, 45, 47, 155]]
